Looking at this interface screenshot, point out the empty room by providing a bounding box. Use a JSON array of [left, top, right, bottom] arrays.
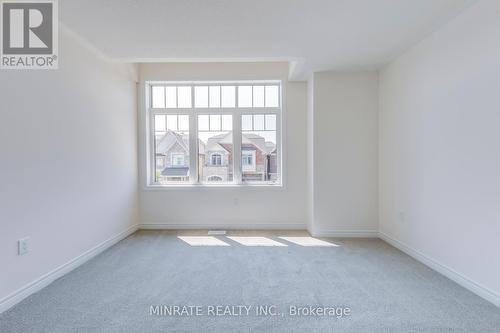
[[1, 0, 500, 332]]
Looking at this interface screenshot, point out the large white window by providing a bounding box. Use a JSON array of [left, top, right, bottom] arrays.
[[148, 81, 282, 186]]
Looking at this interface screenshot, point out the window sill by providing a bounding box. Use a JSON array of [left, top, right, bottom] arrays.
[[143, 183, 284, 191]]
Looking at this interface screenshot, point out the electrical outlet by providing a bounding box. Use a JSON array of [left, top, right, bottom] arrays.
[[233, 198, 239, 206], [18, 237, 30, 255]]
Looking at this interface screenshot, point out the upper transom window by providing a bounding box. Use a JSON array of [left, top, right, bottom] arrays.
[[151, 83, 280, 109]]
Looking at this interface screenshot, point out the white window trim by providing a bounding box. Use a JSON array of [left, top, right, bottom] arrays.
[[145, 80, 284, 188]]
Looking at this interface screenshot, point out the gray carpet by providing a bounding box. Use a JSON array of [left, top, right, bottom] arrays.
[[1, 230, 499, 333]]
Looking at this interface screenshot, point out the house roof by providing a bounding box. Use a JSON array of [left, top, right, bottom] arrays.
[[156, 131, 206, 155], [156, 131, 188, 153], [207, 131, 276, 154], [156, 130, 275, 155]]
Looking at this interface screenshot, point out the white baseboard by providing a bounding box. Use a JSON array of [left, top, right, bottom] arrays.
[[139, 224, 379, 238], [138, 223, 307, 230], [0, 224, 139, 314], [379, 232, 500, 308], [310, 229, 379, 238]]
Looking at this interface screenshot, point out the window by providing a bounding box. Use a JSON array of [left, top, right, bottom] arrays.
[[211, 153, 222, 166], [177, 86, 192, 108], [198, 113, 233, 183], [171, 153, 185, 166], [242, 150, 256, 172], [153, 114, 190, 184], [148, 81, 281, 186], [242, 152, 253, 165], [241, 114, 277, 182]]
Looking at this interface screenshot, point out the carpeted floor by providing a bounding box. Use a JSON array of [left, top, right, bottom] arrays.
[[1, 230, 499, 332]]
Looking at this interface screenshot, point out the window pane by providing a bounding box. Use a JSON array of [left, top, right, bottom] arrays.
[[198, 115, 233, 183], [265, 86, 279, 107], [209, 86, 221, 108], [265, 114, 276, 130], [166, 115, 178, 131], [155, 115, 166, 132], [155, 115, 189, 184], [165, 87, 177, 108], [221, 86, 235, 108], [195, 86, 208, 108], [152, 86, 165, 108], [198, 115, 209, 131], [242, 114, 253, 131], [177, 86, 192, 108], [178, 115, 189, 131], [254, 115, 265, 130], [238, 86, 252, 107], [253, 86, 265, 107], [222, 115, 232, 131], [242, 115, 278, 183], [209, 115, 221, 131]]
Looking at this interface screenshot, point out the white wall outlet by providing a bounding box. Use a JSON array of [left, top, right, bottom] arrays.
[[18, 237, 30, 255], [233, 198, 239, 206]]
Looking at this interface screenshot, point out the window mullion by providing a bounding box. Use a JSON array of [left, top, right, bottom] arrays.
[[149, 110, 157, 185], [233, 109, 242, 185], [189, 87, 198, 183], [276, 111, 282, 184]]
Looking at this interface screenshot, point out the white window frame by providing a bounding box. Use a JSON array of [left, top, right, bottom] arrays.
[[146, 80, 283, 187]]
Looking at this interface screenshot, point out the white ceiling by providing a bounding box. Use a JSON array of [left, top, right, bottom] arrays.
[[60, 0, 475, 80]]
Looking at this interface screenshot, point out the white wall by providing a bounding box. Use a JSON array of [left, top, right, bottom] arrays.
[[138, 63, 307, 228], [380, 0, 500, 301], [309, 71, 379, 236], [0, 27, 138, 304]]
